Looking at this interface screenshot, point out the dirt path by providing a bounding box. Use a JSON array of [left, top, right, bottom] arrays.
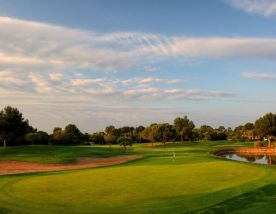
[[0, 155, 142, 175]]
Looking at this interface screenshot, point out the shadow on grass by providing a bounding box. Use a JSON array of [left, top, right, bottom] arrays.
[[193, 184, 276, 214], [0, 207, 10, 214]]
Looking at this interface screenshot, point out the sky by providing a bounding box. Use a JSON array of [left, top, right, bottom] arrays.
[[0, 0, 276, 133]]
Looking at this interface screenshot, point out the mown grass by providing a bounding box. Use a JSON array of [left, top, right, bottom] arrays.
[[0, 145, 134, 163], [195, 184, 276, 214], [0, 141, 275, 213]]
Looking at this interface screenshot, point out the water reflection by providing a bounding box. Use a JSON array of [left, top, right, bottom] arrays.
[[221, 152, 276, 165]]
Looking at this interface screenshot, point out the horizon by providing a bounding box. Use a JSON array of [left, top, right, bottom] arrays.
[[0, 0, 276, 133], [1, 105, 270, 134]]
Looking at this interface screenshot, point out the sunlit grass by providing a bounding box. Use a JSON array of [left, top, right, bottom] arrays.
[[0, 141, 275, 213]]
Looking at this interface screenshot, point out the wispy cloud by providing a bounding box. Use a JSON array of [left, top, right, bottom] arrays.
[[123, 88, 235, 100], [0, 69, 232, 101], [49, 73, 63, 81], [2, 16, 276, 75], [0, 70, 26, 85], [71, 78, 107, 87], [0, 16, 250, 131], [121, 77, 183, 85], [241, 72, 276, 80], [226, 0, 276, 17]]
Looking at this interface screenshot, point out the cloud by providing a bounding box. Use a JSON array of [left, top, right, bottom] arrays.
[[123, 87, 235, 100], [71, 78, 107, 87], [121, 77, 183, 85], [0, 69, 232, 101], [0, 17, 145, 72], [2, 16, 276, 75], [0, 16, 246, 131], [29, 73, 52, 93], [49, 73, 63, 81], [0, 70, 26, 85], [143, 37, 276, 59], [241, 72, 276, 80], [226, 0, 276, 17]]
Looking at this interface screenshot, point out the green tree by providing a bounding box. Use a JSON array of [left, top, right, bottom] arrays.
[[64, 124, 82, 137], [105, 125, 117, 135], [117, 136, 132, 152], [52, 127, 66, 144], [25, 133, 42, 145], [255, 113, 276, 146], [140, 123, 176, 145], [140, 124, 159, 143], [199, 125, 214, 140], [53, 127, 62, 133], [132, 126, 145, 143], [215, 126, 228, 141], [90, 132, 105, 144], [192, 128, 200, 141], [140, 126, 151, 142], [0, 106, 33, 148], [243, 123, 254, 131], [37, 131, 49, 145], [174, 116, 195, 141], [51, 125, 83, 145], [104, 125, 118, 147], [118, 126, 134, 137], [158, 123, 175, 145], [104, 133, 116, 149], [242, 123, 257, 141], [63, 124, 83, 144], [232, 125, 245, 141], [135, 126, 145, 134]]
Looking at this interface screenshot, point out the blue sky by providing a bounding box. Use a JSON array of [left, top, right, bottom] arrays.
[[0, 0, 275, 132]]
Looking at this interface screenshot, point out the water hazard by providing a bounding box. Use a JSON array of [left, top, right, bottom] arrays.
[[217, 151, 276, 165]]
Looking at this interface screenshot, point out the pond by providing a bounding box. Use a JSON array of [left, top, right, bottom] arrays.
[[217, 151, 276, 165]]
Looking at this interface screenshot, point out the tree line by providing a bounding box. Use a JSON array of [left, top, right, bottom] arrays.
[[0, 106, 275, 149]]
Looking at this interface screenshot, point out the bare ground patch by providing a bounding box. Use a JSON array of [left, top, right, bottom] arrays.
[[0, 155, 142, 175]]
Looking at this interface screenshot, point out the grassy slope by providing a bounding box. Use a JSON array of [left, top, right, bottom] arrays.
[[0, 145, 132, 163], [0, 141, 275, 213]]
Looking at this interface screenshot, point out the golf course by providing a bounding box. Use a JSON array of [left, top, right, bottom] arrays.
[[2, 0, 276, 213], [0, 141, 275, 214]]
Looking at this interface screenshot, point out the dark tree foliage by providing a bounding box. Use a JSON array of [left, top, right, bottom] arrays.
[[90, 132, 105, 144], [25, 133, 41, 145], [64, 124, 82, 137], [2, 105, 276, 147], [105, 125, 117, 135], [118, 126, 134, 137], [117, 136, 132, 152], [199, 125, 214, 140], [37, 131, 50, 145], [244, 123, 254, 131], [174, 116, 195, 141], [133, 126, 145, 143], [0, 106, 34, 146], [255, 113, 276, 146], [25, 131, 49, 145], [139, 123, 176, 144], [51, 124, 83, 145], [157, 123, 176, 144]]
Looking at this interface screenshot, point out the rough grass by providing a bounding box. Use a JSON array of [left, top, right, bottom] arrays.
[[0, 141, 275, 213]]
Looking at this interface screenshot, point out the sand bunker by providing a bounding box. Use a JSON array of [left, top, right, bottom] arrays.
[[0, 155, 142, 175]]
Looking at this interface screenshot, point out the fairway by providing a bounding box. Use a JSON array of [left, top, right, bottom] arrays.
[[0, 142, 275, 213]]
